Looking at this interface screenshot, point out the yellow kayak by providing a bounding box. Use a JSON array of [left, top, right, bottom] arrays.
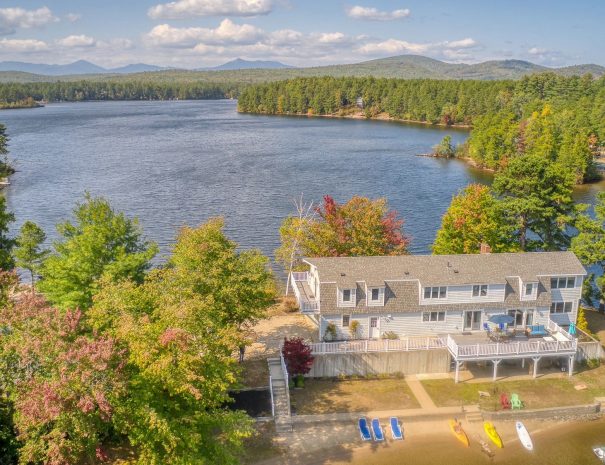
[[484, 421, 503, 448], [449, 419, 470, 447]]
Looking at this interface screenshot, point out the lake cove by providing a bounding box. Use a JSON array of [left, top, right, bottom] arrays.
[[2, 99, 603, 260]]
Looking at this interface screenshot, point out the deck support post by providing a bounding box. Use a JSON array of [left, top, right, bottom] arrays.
[[532, 356, 541, 378], [568, 355, 575, 377], [454, 360, 463, 384], [521, 358, 525, 369], [492, 359, 502, 381]]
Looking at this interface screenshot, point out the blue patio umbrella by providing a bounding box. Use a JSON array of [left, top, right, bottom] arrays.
[[488, 314, 515, 325]]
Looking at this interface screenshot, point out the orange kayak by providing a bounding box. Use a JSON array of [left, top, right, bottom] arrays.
[[449, 419, 470, 447]]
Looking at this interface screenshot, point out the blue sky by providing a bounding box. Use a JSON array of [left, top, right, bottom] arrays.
[[1, 0, 604, 68]]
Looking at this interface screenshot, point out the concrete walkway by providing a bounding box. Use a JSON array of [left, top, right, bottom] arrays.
[[405, 374, 437, 409]]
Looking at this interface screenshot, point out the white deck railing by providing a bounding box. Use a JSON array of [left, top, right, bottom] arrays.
[[290, 272, 320, 314], [309, 336, 444, 354], [446, 334, 577, 360], [291, 272, 308, 282]]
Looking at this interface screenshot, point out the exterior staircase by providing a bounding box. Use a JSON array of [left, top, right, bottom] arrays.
[[267, 357, 292, 432], [465, 405, 484, 423]]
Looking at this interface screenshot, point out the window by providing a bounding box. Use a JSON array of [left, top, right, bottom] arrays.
[[525, 283, 534, 296], [550, 302, 573, 313], [550, 277, 575, 289], [342, 314, 350, 327], [338, 288, 356, 307], [368, 287, 385, 306], [424, 286, 447, 299], [422, 311, 446, 322], [472, 284, 488, 297]]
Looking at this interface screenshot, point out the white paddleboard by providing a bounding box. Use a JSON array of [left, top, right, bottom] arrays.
[[516, 421, 533, 451]]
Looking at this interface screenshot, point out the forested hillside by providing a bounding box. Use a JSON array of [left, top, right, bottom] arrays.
[[238, 74, 605, 183]]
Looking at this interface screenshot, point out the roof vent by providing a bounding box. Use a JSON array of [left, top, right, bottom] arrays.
[[453, 269, 459, 273], [340, 273, 346, 277], [404, 271, 409, 275], [447, 261, 451, 268]]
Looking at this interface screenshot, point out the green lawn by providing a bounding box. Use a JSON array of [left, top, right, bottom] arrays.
[[291, 378, 420, 415], [421, 377, 598, 411]]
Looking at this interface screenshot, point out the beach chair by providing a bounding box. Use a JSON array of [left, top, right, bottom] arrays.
[[358, 417, 372, 441], [500, 393, 511, 409], [511, 393, 523, 409], [371, 418, 385, 442], [390, 417, 403, 440]]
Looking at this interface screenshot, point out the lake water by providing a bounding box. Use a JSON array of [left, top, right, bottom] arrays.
[[1, 100, 602, 264]]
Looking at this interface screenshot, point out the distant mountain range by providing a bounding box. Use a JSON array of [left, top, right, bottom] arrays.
[[200, 58, 295, 71], [0, 60, 166, 76], [0, 58, 293, 76], [0, 55, 603, 83]]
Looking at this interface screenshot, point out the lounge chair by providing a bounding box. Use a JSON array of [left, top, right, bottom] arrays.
[[511, 393, 523, 409], [371, 418, 385, 441], [526, 325, 547, 337], [390, 417, 403, 440], [358, 417, 372, 441], [500, 393, 511, 409]]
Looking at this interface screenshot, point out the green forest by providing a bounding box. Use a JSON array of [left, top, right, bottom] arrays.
[[0, 80, 241, 102], [238, 73, 605, 183]]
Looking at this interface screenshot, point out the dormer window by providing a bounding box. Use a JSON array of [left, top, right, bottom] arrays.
[[424, 286, 446, 299], [472, 285, 488, 297], [338, 288, 356, 307], [525, 283, 534, 295], [368, 287, 385, 306]]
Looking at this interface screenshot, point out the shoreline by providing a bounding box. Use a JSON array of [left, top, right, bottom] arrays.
[[254, 416, 605, 465], [239, 108, 604, 185], [238, 108, 472, 130]]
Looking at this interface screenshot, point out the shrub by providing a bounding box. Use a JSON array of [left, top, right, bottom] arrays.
[[349, 320, 360, 339], [282, 337, 314, 377], [282, 296, 299, 313], [324, 322, 337, 341], [381, 331, 399, 340]]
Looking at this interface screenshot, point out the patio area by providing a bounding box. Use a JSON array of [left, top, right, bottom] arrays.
[[446, 320, 578, 382]]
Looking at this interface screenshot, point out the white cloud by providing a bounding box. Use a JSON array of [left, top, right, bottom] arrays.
[[528, 47, 547, 55], [57, 34, 96, 48], [148, 0, 272, 19], [347, 5, 410, 21], [66, 13, 82, 23], [445, 38, 476, 49], [0, 6, 58, 35], [146, 19, 265, 47], [0, 38, 48, 52], [357, 39, 430, 55]]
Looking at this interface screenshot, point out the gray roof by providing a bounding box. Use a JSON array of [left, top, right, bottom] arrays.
[[306, 252, 586, 287]]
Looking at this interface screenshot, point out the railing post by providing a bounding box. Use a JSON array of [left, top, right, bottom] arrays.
[[517, 341, 520, 354], [496, 342, 500, 355], [365, 339, 368, 352], [556, 340, 559, 352], [476, 343, 480, 356], [426, 337, 430, 350], [406, 338, 409, 351]]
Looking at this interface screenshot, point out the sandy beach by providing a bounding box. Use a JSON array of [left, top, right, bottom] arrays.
[[254, 416, 605, 465]]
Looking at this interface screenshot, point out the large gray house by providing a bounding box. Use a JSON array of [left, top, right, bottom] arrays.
[[291, 251, 587, 381]]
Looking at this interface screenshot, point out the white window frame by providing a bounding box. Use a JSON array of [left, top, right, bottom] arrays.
[[422, 311, 446, 322], [423, 286, 447, 300], [550, 301, 573, 313], [550, 277, 576, 289], [338, 287, 356, 307], [368, 287, 385, 306], [472, 284, 488, 298], [525, 283, 533, 295], [342, 314, 351, 327]]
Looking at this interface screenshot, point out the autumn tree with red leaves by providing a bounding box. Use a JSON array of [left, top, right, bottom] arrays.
[[282, 337, 314, 378], [276, 195, 409, 272]]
